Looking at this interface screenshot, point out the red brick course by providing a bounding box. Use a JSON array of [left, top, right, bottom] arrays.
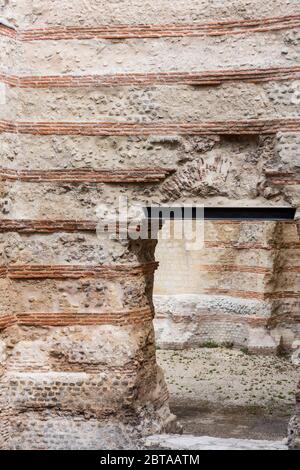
[[156, 311, 269, 327], [0, 168, 174, 183], [1, 263, 298, 281], [265, 170, 300, 186], [0, 267, 6, 277], [268, 313, 300, 327], [0, 263, 159, 279], [2, 67, 300, 89], [0, 73, 18, 86], [205, 241, 300, 249], [198, 264, 300, 273], [17, 15, 300, 40], [1, 119, 300, 136], [0, 306, 154, 330], [0, 219, 99, 233], [204, 288, 300, 300], [0, 220, 298, 248], [0, 121, 16, 133], [0, 24, 16, 38], [0, 219, 149, 237], [1, 15, 300, 42]]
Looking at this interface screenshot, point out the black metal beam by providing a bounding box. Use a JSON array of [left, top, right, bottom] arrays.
[[145, 207, 296, 221]]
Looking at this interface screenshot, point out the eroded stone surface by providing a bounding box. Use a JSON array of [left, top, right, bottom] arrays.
[[0, 0, 299, 450], [2, 0, 300, 27]]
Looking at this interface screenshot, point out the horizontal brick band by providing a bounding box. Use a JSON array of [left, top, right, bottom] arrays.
[[0, 263, 159, 279], [156, 311, 268, 327], [1, 15, 300, 42], [0, 168, 174, 183], [204, 288, 300, 300], [268, 179, 300, 185], [2, 67, 300, 89], [197, 264, 300, 274], [0, 219, 151, 237], [268, 313, 300, 327], [0, 267, 6, 277], [197, 264, 271, 274], [205, 241, 300, 250], [196, 264, 300, 274], [0, 219, 98, 233], [2, 264, 297, 281], [0, 73, 17, 86], [1, 119, 300, 136], [0, 121, 16, 133], [0, 24, 16, 38], [0, 306, 154, 330], [265, 170, 300, 186], [0, 220, 298, 249], [266, 292, 300, 299], [16, 15, 300, 40], [16, 359, 159, 374]]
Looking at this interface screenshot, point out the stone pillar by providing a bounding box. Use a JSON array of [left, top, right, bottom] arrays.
[[0, 225, 175, 449]]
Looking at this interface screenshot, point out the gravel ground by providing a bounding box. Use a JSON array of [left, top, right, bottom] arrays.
[[144, 434, 288, 450], [157, 347, 299, 440]]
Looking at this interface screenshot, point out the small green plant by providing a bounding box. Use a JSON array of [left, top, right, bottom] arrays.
[[201, 341, 219, 349], [241, 347, 250, 355]]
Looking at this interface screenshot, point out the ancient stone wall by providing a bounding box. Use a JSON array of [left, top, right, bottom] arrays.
[[0, 229, 177, 449], [0, 0, 299, 449]]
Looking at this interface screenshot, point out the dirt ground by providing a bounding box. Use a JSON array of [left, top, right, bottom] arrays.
[[157, 347, 299, 440]]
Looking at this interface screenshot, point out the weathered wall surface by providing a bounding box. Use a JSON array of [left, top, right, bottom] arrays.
[[0, 0, 299, 449], [2, 0, 300, 27], [13, 80, 300, 123], [154, 221, 300, 353], [0, 233, 176, 449], [16, 34, 300, 75]]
